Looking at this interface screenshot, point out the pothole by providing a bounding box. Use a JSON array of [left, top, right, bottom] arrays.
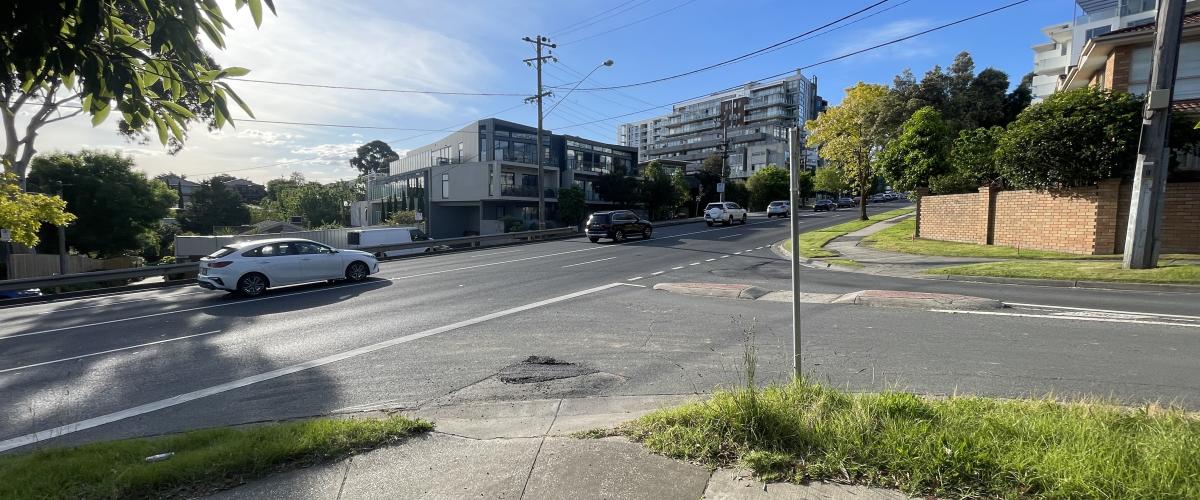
[[497, 356, 598, 384]]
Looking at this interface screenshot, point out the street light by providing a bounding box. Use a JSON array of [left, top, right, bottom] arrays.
[[538, 59, 613, 231]]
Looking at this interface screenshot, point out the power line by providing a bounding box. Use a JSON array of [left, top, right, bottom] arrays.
[[227, 78, 526, 97], [550, 0, 651, 38], [550, 0, 891, 92], [559, 0, 704, 46], [554, 0, 1032, 130]]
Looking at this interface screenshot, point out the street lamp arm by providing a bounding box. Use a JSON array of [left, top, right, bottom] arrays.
[[544, 60, 613, 118]]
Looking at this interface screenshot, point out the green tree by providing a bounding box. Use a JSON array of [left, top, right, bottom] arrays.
[[876, 107, 953, 192], [0, 173, 74, 247], [594, 165, 640, 206], [557, 185, 587, 227], [963, 68, 1011, 130], [813, 166, 846, 195], [2, 1, 273, 189], [996, 87, 1142, 189], [180, 178, 250, 233], [640, 160, 676, 220], [746, 165, 790, 210], [349, 140, 399, 176], [1003, 73, 1034, 124], [671, 167, 692, 216], [806, 82, 890, 220], [384, 210, 418, 226], [931, 126, 1004, 194], [695, 153, 727, 202], [27, 151, 176, 257], [797, 170, 815, 205]]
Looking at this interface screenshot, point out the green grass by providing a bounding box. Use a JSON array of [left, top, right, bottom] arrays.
[[624, 379, 1200, 499], [822, 258, 864, 269], [784, 207, 915, 258], [0, 415, 432, 499], [927, 260, 1200, 285]]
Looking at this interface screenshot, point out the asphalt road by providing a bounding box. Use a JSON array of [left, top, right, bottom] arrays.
[[2, 206, 1198, 453]]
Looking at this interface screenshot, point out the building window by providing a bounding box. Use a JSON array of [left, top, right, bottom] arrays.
[[441, 173, 450, 198]]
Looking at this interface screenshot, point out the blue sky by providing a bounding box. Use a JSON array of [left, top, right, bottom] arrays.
[[36, 0, 1080, 183]]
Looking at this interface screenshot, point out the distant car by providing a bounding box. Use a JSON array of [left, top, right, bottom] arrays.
[[884, 192, 898, 201], [813, 199, 837, 212], [869, 193, 887, 202], [197, 238, 379, 297], [585, 210, 653, 243], [0, 288, 42, 300], [704, 202, 748, 226], [837, 197, 857, 208], [348, 227, 439, 259], [766, 200, 790, 218]]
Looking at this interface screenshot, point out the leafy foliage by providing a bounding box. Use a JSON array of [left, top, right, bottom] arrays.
[[876, 107, 952, 192], [745, 165, 789, 210], [640, 161, 677, 220], [0, 173, 74, 247], [594, 165, 640, 206], [349, 140, 400, 176], [806, 82, 890, 219], [671, 167, 692, 215], [695, 153, 727, 203], [996, 87, 1143, 189], [384, 210, 418, 226], [557, 185, 587, 226], [27, 151, 175, 257], [931, 126, 1004, 194], [179, 178, 250, 233], [813, 166, 846, 194]]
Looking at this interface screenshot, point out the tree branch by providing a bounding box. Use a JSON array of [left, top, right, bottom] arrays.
[[41, 108, 85, 125]]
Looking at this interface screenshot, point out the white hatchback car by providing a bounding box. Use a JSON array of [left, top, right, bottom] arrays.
[[197, 238, 379, 297]]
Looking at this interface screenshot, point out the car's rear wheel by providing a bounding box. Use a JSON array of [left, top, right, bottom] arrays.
[[614, 230, 626, 242], [346, 261, 370, 282], [237, 273, 268, 297], [589, 237, 600, 243], [642, 226, 652, 239]]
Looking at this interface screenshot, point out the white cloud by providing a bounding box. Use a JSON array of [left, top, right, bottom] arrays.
[[835, 19, 938, 63]]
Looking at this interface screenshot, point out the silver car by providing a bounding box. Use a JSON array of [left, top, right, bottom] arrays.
[[766, 200, 790, 218]]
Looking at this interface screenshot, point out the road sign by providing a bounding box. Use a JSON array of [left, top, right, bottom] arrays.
[[716, 182, 725, 193]]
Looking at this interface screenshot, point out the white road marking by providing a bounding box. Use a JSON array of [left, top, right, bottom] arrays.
[[929, 309, 1200, 329], [718, 233, 743, 239], [734, 252, 742, 255], [627, 276, 644, 281], [756, 246, 764, 250], [0, 330, 222, 374], [745, 249, 754, 253], [0, 282, 629, 453], [561, 257, 617, 268], [651, 271, 664, 276], [689, 262, 701, 266], [705, 258, 716, 262], [719, 255, 730, 259], [1005, 302, 1200, 321], [671, 266, 684, 270]]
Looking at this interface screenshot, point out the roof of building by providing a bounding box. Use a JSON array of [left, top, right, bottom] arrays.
[[1172, 98, 1200, 113], [1101, 11, 1200, 37]]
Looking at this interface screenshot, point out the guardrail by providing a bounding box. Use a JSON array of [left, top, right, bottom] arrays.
[[0, 228, 576, 292]]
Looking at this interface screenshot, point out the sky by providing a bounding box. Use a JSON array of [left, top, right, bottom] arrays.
[[25, 0, 1082, 185]]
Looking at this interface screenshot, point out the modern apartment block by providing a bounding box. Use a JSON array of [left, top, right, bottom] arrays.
[[365, 118, 639, 238], [1031, 0, 1162, 102], [617, 70, 822, 180]]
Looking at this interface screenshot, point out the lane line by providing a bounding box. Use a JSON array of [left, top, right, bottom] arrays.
[[718, 233, 743, 239], [671, 266, 684, 270], [0, 282, 629, 453], [651, 271, 664, 276], [705, 258, 716, 262], [929, 309, 1200, 329], [719, 255, 730, 259], [0, 331, 222, 374], [1005, 302, 1200, 321], [734, 252, 742, 255], [628, 277, 644, 281], [560, 257, 617, 268], [688, 262, 701, 266]]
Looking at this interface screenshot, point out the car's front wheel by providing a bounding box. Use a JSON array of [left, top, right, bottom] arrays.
[[589, 237, 600, 243], [614, 230, 626, 242], [346, 261, 370, 282], [741, 214, 747, 224], [237, 273, 268, 297], [642, 226, 652, 239]]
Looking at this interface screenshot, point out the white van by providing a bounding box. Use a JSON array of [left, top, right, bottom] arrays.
[[347, 227, 436, 258]]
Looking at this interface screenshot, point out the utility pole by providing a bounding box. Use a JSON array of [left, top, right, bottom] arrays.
[[1124, 0, 1185, 269], [54, 181, 68, 275], [787, 127, 803, 378], [524, 35, 556, 230], [719, 123, 728, 202]]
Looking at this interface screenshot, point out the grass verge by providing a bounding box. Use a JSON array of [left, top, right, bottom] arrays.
[[783, 207, 915, 258], [0, 415, 432, 499], [822, 258, 864, 269], [624, 379, 1200, 498], [926, 260, 1200, 285]]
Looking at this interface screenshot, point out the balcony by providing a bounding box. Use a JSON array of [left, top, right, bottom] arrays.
[[501, 185, 557, 199], [1034, 53, 1070, 75]]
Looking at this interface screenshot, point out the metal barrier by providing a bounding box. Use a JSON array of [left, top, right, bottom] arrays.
[[0, 228, 576, 292]]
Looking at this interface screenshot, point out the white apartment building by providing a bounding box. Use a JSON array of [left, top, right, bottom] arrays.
[[1032, 0, 1162, 102]]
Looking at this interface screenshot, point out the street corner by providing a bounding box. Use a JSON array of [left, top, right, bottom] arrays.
[[652, 282, 770, 300], [832, 290, 1004, 310]]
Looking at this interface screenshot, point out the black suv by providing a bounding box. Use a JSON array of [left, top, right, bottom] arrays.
[[813, 199, 837, 212], [585, 210, 653, 243]]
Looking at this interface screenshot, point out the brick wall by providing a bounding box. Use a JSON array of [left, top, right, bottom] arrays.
[[1110, 46, 1133, 92], [918, 181, 1199, 255], [917, 192, 987, 244]]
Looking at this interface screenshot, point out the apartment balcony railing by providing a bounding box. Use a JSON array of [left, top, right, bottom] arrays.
[[1034, 54, 1070, 75], [501, 185, 557, 198]]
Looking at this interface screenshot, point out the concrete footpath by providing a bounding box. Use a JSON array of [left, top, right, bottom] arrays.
[[208, 394, 910, 499]]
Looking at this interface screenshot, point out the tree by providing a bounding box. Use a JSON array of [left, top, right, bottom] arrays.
[[813, 166, 846, 195], [349, 140, 399, 176], [2, 1, 274, 190], [932, 126, 1004, 194], [695, 153, 728, 202], [671, 167, 692, 215], [0, 173, 74, 247], [746, 165, 790, 210], [27, 151, 176, 257], [594, 165, 640, 206], [996, 87, 1142, 189], [806, 82, 890, 220], [557, 185, 587, 227], [797, 170, 815, 206], [1003, 73, 1034, 124], [180, 178, 250, 234], [640, 160, 677, 220], [384, 210, 418, 226], [963, 68, 1011, 130], [876, 107, 952, 192]]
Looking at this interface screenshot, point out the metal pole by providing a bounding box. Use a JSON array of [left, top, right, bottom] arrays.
[[788, 127, 803, 379], [720, 123, 727, 203], [57, 224, 67, 275], [1123, 0, 1185, 269]]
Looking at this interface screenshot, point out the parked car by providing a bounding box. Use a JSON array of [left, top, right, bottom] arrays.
[[197, 238, 379, 297], [813, 199, 837, 211], [704, 202, 748, 226], [766, 200, 790, 218], [869, 193, 887, 202], [585, 210, 653, 243], [837, 197, 857, 208], [884, 192, 898, 201], [0, 288, 42, 300], [347, 227, 439, 258]]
